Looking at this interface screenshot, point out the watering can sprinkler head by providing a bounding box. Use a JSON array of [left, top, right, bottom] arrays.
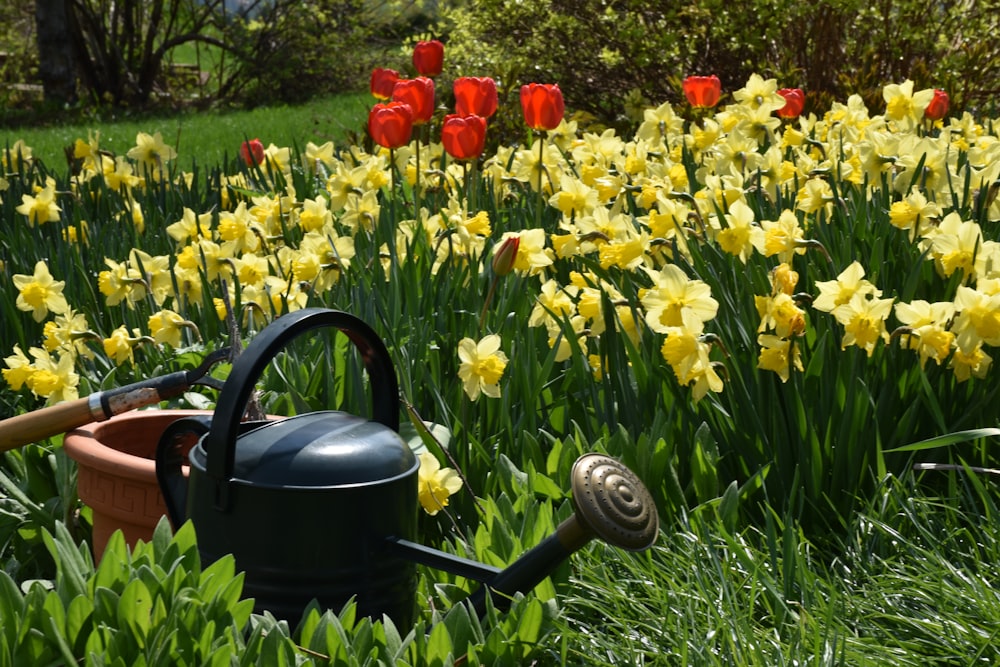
[[457, 452, 658, 616]]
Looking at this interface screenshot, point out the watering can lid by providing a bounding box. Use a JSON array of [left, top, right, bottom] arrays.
[[190, 410, 417, 488]]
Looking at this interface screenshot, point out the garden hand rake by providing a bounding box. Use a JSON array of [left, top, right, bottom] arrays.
[[0, 347, 229, 452]]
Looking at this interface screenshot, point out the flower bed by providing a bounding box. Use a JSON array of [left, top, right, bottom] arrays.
[[4, 66, 999, 533]]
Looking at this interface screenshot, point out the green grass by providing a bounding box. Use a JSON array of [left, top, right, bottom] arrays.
[[559, 470, 1000, 665], [0, 92, 371, 170]]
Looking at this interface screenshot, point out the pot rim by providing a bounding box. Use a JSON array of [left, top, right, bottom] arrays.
[[63, 408, 210, 477]]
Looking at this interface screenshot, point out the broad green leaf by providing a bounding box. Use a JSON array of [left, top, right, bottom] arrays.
[[118, 578, 154, 646], [442, 600, 474, 658], [513, 597, 544, 655], [0, 571, 24, 642], [425, 618, 453, 665]]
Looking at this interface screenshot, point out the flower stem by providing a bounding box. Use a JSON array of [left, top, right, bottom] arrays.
[[535, 134, 544, 228], [478, 275, 499, 332]]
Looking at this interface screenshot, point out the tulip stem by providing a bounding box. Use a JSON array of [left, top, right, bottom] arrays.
[[535, 133, 544, 228], [414, 130, 422, 217], [478, 274, 499, 332], [468, 159, 478, 213]]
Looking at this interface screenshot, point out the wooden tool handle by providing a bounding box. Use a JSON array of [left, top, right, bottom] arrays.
[[0, 398, 98, 452], [0, 387, 163, 452]]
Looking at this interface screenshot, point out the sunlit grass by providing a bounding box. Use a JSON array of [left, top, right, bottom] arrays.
[[0, 91, 369, 170]]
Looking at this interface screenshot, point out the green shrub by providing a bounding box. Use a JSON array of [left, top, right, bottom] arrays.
[[439, 0, 1000, 129]]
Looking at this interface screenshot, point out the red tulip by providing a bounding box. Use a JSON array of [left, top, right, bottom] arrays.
[[370, 68, 400, 100], [683, 75, 722, 109], [392, 77, 436, 126], [925, 88, 949, 121], [441, 114, 487, 161], [240, 138, 265, 166], [776, 88, 805, 119], [520, 83, 565, 131], [368, 101, 414, 149], [454, 77, 498, 118], [412, 40, 444, 78]]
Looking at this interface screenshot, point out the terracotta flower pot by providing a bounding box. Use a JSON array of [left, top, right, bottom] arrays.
[[63, 409, 207, 559]]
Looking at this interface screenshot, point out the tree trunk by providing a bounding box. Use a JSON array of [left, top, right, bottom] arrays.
[[34, 0, 77, 105]]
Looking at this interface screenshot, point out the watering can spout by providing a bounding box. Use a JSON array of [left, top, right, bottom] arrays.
[[391, 453, 659, 617]]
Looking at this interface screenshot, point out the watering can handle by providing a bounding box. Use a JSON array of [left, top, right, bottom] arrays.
[[202, 308, 399, 508], [155, 415, 213, 527]]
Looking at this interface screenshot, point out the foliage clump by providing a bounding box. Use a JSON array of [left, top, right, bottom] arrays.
[[439, 0, 1000, 131]]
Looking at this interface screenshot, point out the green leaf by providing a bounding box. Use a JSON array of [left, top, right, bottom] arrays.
[[426, 619, 453, 665], [0, 571, 24, 643], [42, 521, 90, 600], [118, 578, 154, 647], [401, 405, 452, 458], [883, 428, 1000, 453], [513, 597, 544, 654], [690, 422, 720, 504], [717, 480, 739, 534]]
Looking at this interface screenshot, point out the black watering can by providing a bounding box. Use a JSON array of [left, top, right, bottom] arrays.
[[155, 307, 658, 627]]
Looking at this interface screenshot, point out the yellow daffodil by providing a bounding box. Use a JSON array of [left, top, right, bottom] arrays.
[[296, 197, 333, 233], [42, 310, 94, 359], [894, 300, 956, 367], [659, 326, 724, 401], [417, 452, 462, 516], [16, 183, 61, 225], [949, 342, 992, 382], [528, 279, 579, 329], [105, 156, 141, 192], [2, 139, 32, 170], [813, 261, 881, 313], [2, 345, 34, 391], [757, 334, 803, 382], [303, 141, 336, 173], [951, 285, 1000, 354], [635, 101, 684, 146], [13, 261, 69, 322], [888, 190, 941, 241], [148, 309, 195, 348], [218, 201, 262, 254], [127, 131, 177, 179], [771, 263, 800, 296], [795, 177, 834, 218], [754, 210, 807, 263], [640, 264, 718, 334], [545, 314, 588, 362], [457, 334, 508, 400], [832, 293, 896, 357], [167, 207, 213, 245], [25, 347, 79, 404], [598, 233, 648, 271], [507, 228, 554, 276], [922, 212, 983, 282], [718, 200, 763, 264], [339, 190, 381, 232], [550, 176, 599, 218], [882, 80, 935, 131], [103, 326, 141, 366], [755, 293, 807, 338], [732, 74, 787, 113]]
